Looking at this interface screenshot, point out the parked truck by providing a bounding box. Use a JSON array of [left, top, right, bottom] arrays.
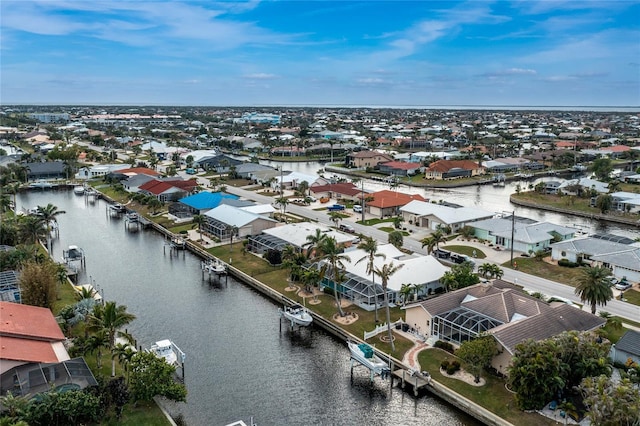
[[327, 204, 345, 211]]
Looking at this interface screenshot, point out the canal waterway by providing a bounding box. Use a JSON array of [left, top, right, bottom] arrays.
[[247, 157, 639, 239], [17, 190, 481, 426]]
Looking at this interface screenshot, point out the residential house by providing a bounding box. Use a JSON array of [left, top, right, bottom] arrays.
[[195, 154, 243, 172], [203, 204, 277, 241], [610, 192, 640, 213], [403, 281, 605, 376], [425, 160, 485, 180], [610, 330, 640, 365], [24, 161, 67, 181], [558, 178, 609, 195], [400, 200, 494, 232], [234, 163, 274, 179], [346, 150, 394, 169], [274, 171, 325, 191], [361, 190, 426, 218], [551, 237, 640, 282], [378, 161, 423, 176], [471, 217, 576, 254], [138, 179, 191, 202], [310, 182, 363, 202], [171, 191, 240, 217], [317, 244, 449, 311], [75, 164, 130, 180], [247, 222, 358, 255]]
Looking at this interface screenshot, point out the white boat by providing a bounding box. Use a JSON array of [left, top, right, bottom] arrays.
[[347, 341, 390, 376], [202, 258, 227, 274], [278, 304, 313, 327], [73, 186, 85, 195], [149, 339, 184, 366]]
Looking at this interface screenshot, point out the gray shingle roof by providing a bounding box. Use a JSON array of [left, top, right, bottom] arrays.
[[615, 330, 640, 356]]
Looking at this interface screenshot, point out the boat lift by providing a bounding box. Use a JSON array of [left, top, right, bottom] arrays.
[[201, 258, 228, 285]]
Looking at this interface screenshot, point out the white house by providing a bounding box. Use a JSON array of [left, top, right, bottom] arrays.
[[400, 200, 494, 232]]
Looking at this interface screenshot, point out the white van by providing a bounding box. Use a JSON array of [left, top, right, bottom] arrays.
[[353, 205, 362, 213]]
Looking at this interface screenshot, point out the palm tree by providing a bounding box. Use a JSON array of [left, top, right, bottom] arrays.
[[227, 225, 239, 252], [420, 235, 437, 254], [440, 271, 457, 292], [317, 236, 348, 317], [355, 236, 386, 322], [328, 211, 342, 228], [88, 301, 136, 377], [304, 228, 327, 259], [112, 342, 136, 381], [399, 284, 414, 306], [37, 203, 66, 252], [86, 329, 109, 370], [575, 266, 613, 314], [301, 267, 321, 297], [18, 214, 46, 245], [191, 214, 206, 242], [478, 263, 492, 278], [373, 262, 404, 351]]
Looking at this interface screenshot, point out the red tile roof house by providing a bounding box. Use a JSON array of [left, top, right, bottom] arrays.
[[425, 160, 486, 180], [378, 161, 424, 177], [139, 178, 197, 202], [0, 302, 70, 375], [310, 183, 362, 202], [360, 190, 426, 218]]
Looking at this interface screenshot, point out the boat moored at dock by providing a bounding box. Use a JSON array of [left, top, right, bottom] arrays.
[[149, 339, 186, 367], [347, 340, 390, 378], [278, 304, 313, 327]]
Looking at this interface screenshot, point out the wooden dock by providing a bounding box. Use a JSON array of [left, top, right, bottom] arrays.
[[391, 368, 431, 396]]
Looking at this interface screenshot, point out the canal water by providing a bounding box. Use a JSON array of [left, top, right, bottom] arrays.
[[17, 190, 481, 426], [249, 157, 639, 238]]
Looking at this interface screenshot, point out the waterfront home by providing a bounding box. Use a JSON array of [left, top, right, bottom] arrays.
[[273, 171, 326, 191], [247, 222, 358, 255], [610, 330, 640, 365], [471, 217, 576, 254], [24, 161, 67, 181], [234, 163, 274, 179], [195, 154, 243, 172], [377, 161, 423, 177], [558, 178, 609, 195], [360, 190, 426, 218], [403, 281, 606, 376], [543, 180, 562, 194], [316, 244, 449, 311], [399, 200, 494, 232], [346, 150, 394, 169], [0, 301, 71, 374], [75, 164, 130, 180], [171, 191, 240, 217], [138, 178, 198, 202], [424, 159, 485, 180], [483, 157, 531, 173], [203, 204, 277, 241], [551, 236, 640, 283], [610, 191, 640, 213]]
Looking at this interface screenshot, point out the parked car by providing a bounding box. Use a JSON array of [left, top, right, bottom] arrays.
[[339, 223, 355, 234], [615, 278, 632, 291], [353, 205, 362, 213], [327, 204, 346, 211]]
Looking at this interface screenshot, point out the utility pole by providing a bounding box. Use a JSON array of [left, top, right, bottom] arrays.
[[361, 179, 365, 222], [510, 211, 515, 267]]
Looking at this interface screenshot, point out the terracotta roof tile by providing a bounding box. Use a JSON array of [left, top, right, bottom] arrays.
[[0, 336, 60, 363], [0, 302, 64, 341], [365, 190, 426, 208]]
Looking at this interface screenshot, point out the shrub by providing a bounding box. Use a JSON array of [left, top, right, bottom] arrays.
[[434, 340, 455, 353], [558, 258, 579, 268], [451, 360, 461, 369], [441, 360, 450, 370], [446, 364, 459, 375]]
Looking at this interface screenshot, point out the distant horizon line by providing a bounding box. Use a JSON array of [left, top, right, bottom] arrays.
[[2, 103, 639, 112]]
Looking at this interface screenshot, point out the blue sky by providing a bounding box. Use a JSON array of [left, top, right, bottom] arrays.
[[1, 1, 639, 107]]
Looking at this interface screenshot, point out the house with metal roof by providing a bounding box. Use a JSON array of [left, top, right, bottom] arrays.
[[471, 217, 576, 254], [173, 191, 240, 216], [403, 281, 606, 376], [315, 244, 449, 311], [400, 200, 494, 232], [247, 222, 358, 255], [551, 237, 640, 282], [24, 161, 67, 181], [203, 204, 277, 241], [558, 177, 609, 195], [378, 161, 424, 176], [610, 330, 640, 365], [610, 191, 640, 213]]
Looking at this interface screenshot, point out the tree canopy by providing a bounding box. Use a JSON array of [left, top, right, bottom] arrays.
[[128, 351, 187, 403]]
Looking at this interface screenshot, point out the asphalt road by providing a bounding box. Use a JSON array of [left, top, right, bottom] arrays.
[[204, 178, 640, 323]]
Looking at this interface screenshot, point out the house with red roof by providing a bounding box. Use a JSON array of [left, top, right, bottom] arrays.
[[378, 161, 423, 176], [310, 182, 363, 202], [139, 178, 197, 202], [425, 160, 485, 180], [0, 302, 70, 374], [360, 190, 426, 218]]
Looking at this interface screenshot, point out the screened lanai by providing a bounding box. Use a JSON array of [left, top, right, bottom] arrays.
[[0, 270, 21, 302], [247, 233, 289, 255], [202, 217, 236, 241], [432, 306, 503, 346], [316, 264, 395, 311]]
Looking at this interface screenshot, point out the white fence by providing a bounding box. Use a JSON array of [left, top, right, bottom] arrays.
[[363, 319, 403, 340]]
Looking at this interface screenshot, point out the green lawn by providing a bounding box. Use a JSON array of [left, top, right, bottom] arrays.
[[501, 257, 583, 286], [444, 245, 487, 259], [418, 349, 555, 426], [101, 400, 172, 426], [356, 218, 396, 225], [378, 226, 409, 236], [512, 191, 640, 219]]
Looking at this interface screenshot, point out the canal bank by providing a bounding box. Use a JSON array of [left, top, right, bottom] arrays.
[[98, 187, 511, 426]]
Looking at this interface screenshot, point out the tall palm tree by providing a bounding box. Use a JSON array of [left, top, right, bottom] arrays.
[[399, 284, 414, 306], [304, 228, 327, 259], [18, 214, 46, 245], [112, 342, 136, 382], [420, 235, 436, 254], [575, 266, 613, 314], [191, 214, 206, 242], [37, 203, 66, 252], [328, 211, 342, 228], [355, 236, 386, 322], [317, 236, 348, 317], [373, 262, 404, 351], [86, 329, 109, 370], [88, 301, 136, 377]]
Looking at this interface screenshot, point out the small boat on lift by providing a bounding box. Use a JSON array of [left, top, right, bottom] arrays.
[[347, 340, 390, 376], [202, 258, 227, 275], [73, 185, 85, 195], [278, 304, 313, 327]]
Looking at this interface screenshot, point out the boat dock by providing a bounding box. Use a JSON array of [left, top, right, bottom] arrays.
[[391, 368, 431, 396], [124, 211, 151, 231]]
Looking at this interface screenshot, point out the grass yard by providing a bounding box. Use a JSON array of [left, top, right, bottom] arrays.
[[418, 349, 555, 426], [100, 401, 172, 426], [501, 257, 583, 286], [620, 288, 640, 307], [444, 245, 487, 259], [356, 218, 396, 225]]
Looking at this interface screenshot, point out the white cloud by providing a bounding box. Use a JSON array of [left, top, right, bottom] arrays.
[[243, 73, 277, 80]]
